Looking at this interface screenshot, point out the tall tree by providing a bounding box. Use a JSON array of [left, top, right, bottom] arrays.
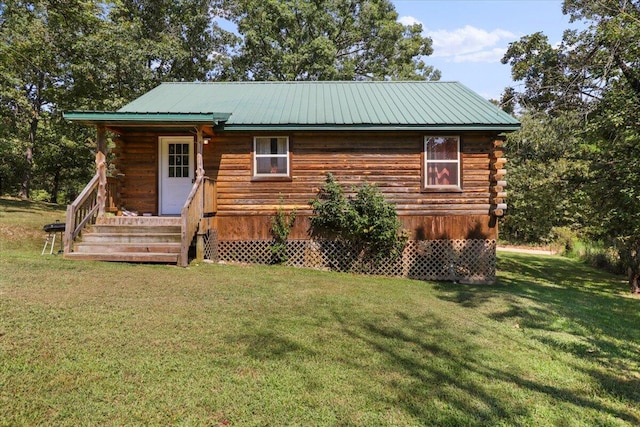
[[501, 111, 591, 243], [222, 0, 439, 81], [502, 0, 640, 292], [0, 0, 101, 198]]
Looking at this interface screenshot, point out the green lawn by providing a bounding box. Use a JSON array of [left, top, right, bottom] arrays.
[[1, 197, 639, 426]]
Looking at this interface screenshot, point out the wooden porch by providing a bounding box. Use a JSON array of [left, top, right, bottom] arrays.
[[63, 127, 217, 267]]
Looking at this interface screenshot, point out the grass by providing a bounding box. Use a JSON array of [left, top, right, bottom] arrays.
[[1, 197, 639, 426]]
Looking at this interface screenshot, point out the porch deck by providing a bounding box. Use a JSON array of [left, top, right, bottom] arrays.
[[63, 144, 216, 266]]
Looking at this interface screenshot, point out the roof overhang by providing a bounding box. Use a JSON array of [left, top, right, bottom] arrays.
[[63, 111, 232, 128], [214, 124, 521, 132]]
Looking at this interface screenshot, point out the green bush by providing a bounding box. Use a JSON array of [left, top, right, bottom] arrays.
[[564, 239, 625, 276], [309, 173, 407, 270], [550, 226, 578, 254], [270, 202, 296, 264]]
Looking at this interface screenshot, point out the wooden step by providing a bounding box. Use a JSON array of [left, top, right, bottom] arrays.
[[95, 216, 181, 226], [72, 242, 181, 254], [69, 216, 186, 265], [87, 224, 182, 234], [65, 252, 180, 263]]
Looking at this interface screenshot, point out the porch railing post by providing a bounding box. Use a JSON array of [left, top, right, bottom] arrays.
[[96, 126, 107, 216], [195, 127, 205, 262]]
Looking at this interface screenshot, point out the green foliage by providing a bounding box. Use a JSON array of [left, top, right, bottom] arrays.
[[309, 173, 407, 269], [270, 202, 296, 264], [1, 0, 437, 202], [222, 0, 440, 81], [501, 1, 640, 291], [564, 238, 626, 276], [501, 112, 591, 243]]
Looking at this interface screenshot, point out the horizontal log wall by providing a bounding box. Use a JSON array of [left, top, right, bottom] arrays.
[[203, 131, 502, 241], [113, 130, 503, 240]]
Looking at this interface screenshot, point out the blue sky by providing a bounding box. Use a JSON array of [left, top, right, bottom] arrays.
[[393, 0, 574, 99]]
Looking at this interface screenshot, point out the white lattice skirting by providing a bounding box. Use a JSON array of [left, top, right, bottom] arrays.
[[204, 234, 496, 284]]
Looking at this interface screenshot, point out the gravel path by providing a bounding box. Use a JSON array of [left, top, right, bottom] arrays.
[[497, 246, 557, 255]]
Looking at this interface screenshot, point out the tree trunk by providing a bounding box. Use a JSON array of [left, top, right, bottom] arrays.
[[19, 143, 33, 200], [19, 74, 43, 200], [623, 238, 640, 294], [50, 168, 60, 203], [19, 113, 37, 199], [629, 270, 640, 294]]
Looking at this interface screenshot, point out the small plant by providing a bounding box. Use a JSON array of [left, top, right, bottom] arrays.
[[309, 173, 407, 271], [551, 226, 577, 254], [270, 200, 296, 264]]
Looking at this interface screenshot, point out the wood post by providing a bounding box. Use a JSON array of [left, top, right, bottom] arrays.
[[96, 126, 107, 216], [196, 127, 204, 178], [195, 127, 206, 262], [196, 233, 205, 262]]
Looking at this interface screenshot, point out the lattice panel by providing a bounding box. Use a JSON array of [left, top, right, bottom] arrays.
[[202, 229, 218, 262], [211, 239, 496, 283]]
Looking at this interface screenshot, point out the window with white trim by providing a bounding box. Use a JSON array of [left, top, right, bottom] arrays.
[[424, 136, 461, 189], [254, 136, 290, 177]]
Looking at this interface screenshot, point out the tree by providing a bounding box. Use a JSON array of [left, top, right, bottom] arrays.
[[222, 0, 439, 81], [502, 111, 591, 243], [0, 0, 238, 201], [502, 0, 640, 292], [0, 0, 102, 199]]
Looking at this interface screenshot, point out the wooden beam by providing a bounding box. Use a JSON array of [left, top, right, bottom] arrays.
[[196, 126, 204, 178], [96, 125, 107, 156], [96, 125, 107, 216]]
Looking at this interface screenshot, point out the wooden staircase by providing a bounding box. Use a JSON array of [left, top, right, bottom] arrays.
[[65, 216, 183, 264]]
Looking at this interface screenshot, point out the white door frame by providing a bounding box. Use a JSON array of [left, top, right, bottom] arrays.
[[158, 136, 195, 215]]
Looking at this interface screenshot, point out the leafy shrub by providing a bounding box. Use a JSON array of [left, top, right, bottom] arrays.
[[564, 239, 625, 276], [551, 226, 577, 254], [309, 173, 407, 270], [270, 202, 296, 264]]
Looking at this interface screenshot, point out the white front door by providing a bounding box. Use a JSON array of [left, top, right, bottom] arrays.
[[159, 136, 194, 215]]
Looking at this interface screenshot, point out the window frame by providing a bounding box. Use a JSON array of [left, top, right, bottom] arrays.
[[422, 135, 462, 192], [252, 136, 291, 181]]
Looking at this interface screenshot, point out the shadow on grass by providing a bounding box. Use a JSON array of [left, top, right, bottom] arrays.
[[425, 252, 640, 423], [235, 330, 311, 360], [332, 302, 639, 426], [0, 197, 63, 214]]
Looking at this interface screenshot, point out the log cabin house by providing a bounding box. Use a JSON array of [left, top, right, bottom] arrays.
[[63, 81, 519, 283]]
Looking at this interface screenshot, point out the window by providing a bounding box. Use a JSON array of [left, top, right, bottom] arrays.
[[254, 136, 290, 178], [424, 136, 461, 190]]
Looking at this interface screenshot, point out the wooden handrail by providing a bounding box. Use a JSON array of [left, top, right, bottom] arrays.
[[179, 175, 205, 266], [179, 176, 218, 266], [64, 173, 100, 254]]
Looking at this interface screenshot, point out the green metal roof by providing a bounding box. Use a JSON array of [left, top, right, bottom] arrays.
[[66, 81, 520, 131]]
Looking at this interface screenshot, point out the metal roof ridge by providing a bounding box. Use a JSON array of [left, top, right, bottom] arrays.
[[158, 80, 462, 85]]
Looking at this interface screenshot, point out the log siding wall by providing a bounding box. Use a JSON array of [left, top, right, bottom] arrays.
[[114, 130, 504, 241]]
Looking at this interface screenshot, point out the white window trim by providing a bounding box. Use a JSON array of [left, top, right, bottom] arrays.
[[253, 136, 290, 178], [424, 135, 462, 190]]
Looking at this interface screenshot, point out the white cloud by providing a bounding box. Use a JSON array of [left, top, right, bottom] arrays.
[[397, 17, 516, 64], [452, 47, 509, 63], [398, 15, 421, 27], [427, 26, 515, 58]]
